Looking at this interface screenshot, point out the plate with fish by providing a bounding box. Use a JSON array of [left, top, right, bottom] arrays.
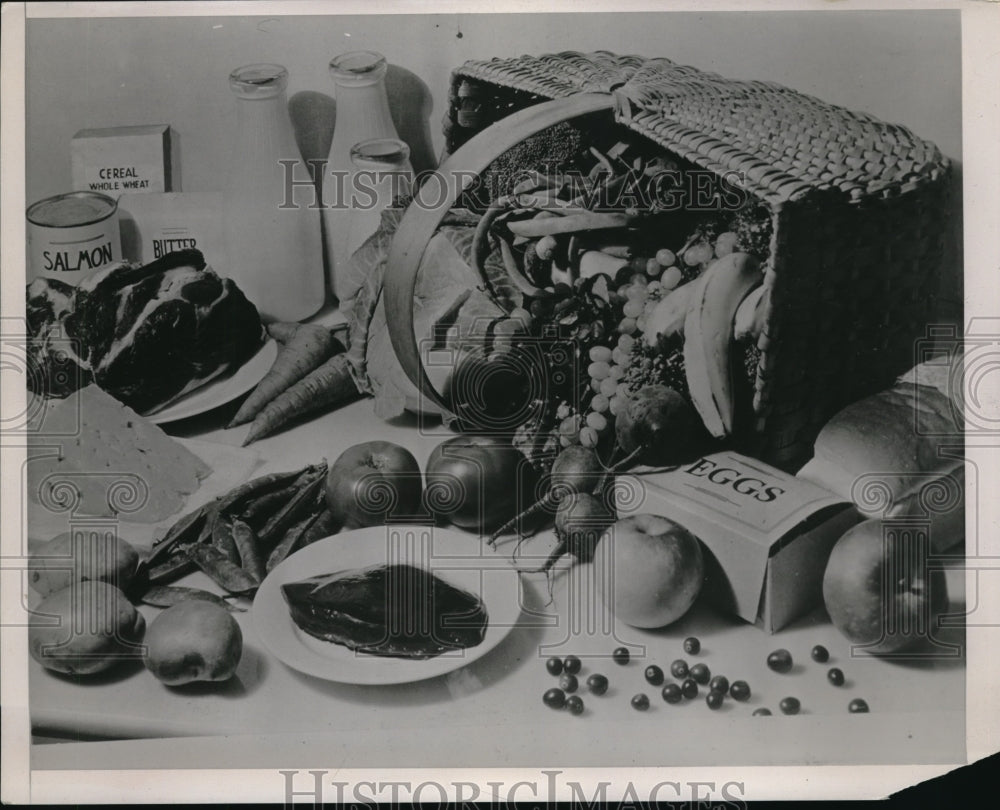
[[252, 525, 524, 684]]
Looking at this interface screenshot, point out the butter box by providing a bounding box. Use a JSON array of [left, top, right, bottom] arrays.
[[71, 125, 179, 194], [117, 192, 224, 266], [630, 451, 860, 632]]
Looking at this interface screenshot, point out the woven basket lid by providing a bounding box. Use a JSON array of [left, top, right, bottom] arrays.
[[452, 50, 950, 206]]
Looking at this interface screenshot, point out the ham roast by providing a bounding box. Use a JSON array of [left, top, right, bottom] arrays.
[[26, 249, 264, 414]]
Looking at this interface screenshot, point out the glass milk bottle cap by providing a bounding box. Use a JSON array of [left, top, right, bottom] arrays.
[[350, 137, 410, 170], [229, 63, 289, 99], [329, 51, 388, 86]]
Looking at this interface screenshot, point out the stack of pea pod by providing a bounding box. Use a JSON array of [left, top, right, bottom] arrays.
[[139, 463, 334, 598]]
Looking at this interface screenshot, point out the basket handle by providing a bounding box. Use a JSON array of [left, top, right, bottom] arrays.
[[384, 92, 616, 413]]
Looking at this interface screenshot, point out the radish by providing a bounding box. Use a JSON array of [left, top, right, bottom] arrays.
[[488, 445, 605, 546], [514, 492, 616, 575]]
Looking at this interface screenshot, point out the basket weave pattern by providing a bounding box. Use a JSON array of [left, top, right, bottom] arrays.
[[441, 51, 952, 469]]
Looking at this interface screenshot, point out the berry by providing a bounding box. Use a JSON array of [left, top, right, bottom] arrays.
[[709, 676, 729, 695], [586, 674, 609, 695], [670, 659, 688, 679], [660, 266, 682, 289], [848, 699, 870, 714], [622, 300, 643, 319], [683, 243, 714, 266], [579, 426, 598, 448], [706, 691, 724, 710], [730, 680, 751, 702], [631, 693, 650, 711], [559, 673, 579, 693], [644, 665, 664, 686], [779, 697, 801, 715], [683, 637, 701, 655], [827, 668, 845, 687], [599, 377, 618, 398], [563, 655, 582, 675], [588, 361, 611, 380], [655, 248, 677, 267], [545, 657, 563, 676], [661, 683, 682, 704], [811, 645, 830, 663], [591, 394, 609, 413], [566, 695, 585, 715], [645, 257, 661, 277], [752, 708, 772, 717], [689, 663, 710, 684], [766, 649, 793, 674], [617, 317, 637, 334], [612, 647, 630, 665], [588, 345, 612, 363], [586, 412, 607, 432], [543, 688, 566, 709], [681, 678, 698, 699]]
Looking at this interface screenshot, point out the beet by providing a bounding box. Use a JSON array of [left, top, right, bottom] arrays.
[[615, 384, 701, 465]]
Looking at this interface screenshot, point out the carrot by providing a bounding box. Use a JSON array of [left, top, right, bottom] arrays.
[[242, 353, 363, 445], [228, 323, 343, 428], [266, 321, 301, 344]]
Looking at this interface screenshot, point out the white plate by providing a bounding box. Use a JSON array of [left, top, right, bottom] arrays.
[[145, 339, 278, 424], [252, 525, 523, 685]]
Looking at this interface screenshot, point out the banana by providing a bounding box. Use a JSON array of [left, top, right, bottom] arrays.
[[683, 253, 763, 437], [642, 282, 695, 345], [733, 284, 766, 342]]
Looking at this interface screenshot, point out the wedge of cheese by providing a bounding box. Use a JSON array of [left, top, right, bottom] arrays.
[[27, 385, 210, 523]]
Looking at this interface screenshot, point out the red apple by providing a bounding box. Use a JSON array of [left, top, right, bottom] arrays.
[[325, 441, 423, 530], [822, 518, 948, 654], [595, 514, 705, 628]]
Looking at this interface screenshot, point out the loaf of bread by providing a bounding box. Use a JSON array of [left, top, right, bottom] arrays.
[[798, 355, 964, 550]]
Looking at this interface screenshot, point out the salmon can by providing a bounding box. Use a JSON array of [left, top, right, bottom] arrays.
[[27, 191, 122, 284]]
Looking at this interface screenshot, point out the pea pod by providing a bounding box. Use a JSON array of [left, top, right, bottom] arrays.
[[231, 519, 265, 583], [146, 507, 209, 568], [141, 585, 246, 612], [191, 545, 259, 594], [258, 473, 327, 551], [266, 506, 323, 573], [216, 465, 323, 515], [147, 552, 197, 585], [240, 486, 299, 529], [212, 514, 240, 564], [300, 507, 338, 547]]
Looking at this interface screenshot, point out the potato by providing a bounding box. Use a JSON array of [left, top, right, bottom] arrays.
[[143, 601, 243, 686], [29, 581, 146, 675], [29, 530, 140, 597]]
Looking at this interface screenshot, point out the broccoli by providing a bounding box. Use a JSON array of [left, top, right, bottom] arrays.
[[458, 121, 589, 212]]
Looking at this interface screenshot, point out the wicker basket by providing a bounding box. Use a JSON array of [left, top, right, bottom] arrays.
[[383, 51, 952, 470]]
